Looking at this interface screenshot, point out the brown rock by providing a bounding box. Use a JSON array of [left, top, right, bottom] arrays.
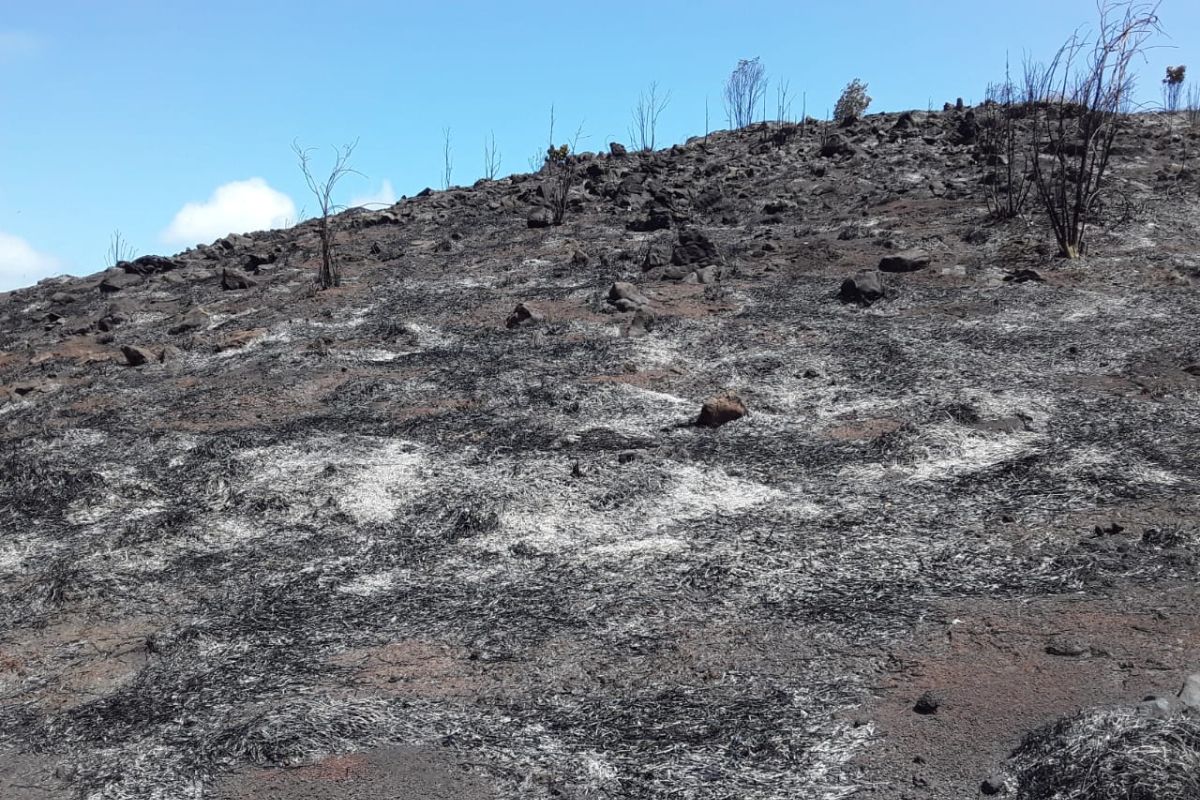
[[697, 394, 747, 428]]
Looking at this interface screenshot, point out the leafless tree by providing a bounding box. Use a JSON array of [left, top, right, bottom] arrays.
[[724, 57, 767, 129], [442, 127, 453, 190], [539, 104, 584, 225], [106, 229, 136, 267], [776, 80, 792, 123], [629, 81, 671, 151], [293, 139, 361, 289], [1187, 84, 1200, 125], [1024, 1, 1161, 258], [980, 59, 1034, 219], [483, 131, 502, 180], [1162, 65, 1186, 112]]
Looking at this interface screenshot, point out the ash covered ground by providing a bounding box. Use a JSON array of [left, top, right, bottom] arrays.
[[1, 110, 1199, 799]]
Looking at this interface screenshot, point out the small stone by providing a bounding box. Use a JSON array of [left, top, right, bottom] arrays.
[[121, 345, 157, 367], [527, 207, 553, 228], [1179, 673, 1200, 711], [506, 302, 545, 329], [1045, 638, 1088, 657], [980, 774, 1007, 795], [879, 249, 931, 273], [169, 307, 210, 335], [697, 394, 747, 428], [913, 691, 942, 715], [609, 142, 627, 157], [840, 270, 885, 306], [607, 282, 650, 310], [221, 268, 257, 290]]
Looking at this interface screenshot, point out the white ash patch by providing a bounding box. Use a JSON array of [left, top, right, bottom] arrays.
[[337, 570, 397, 597], [236, 436, 430, 525], [488, 461, 784, 558], [842, 424, 1042, 484]]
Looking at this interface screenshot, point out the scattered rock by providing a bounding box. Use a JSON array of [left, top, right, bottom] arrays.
[[1179, 673, 1200, 711], [121, 345, 157, 367], [1137, 695, 1176, 718], [913, 691, 942, 715], [607, 282, 650, 311], [641, 241, 672, 271], [609, 142, 627, 157], [527, 207, 553, 228], [1004, 268, 1044, 283], [627, 209, 672, 232], [840, 270, 886, 306], [99, 271, 144, 293], [624, 308, 656, 338], [697, 394, 747, 428], [1045, 638, 1089, 657], [506, 302, 545, 329], [672, 228, 720, 267], [879, 249, 931, 273], [820, 134, 856, 158], [980, 774, 1007, 795], [169, 307, 210, 335], [122, 255, 182, 275], [49, 291, 76, 305], [221, 268, 257, 291]]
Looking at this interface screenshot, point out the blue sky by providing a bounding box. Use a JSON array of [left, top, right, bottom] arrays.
[[1, 0, 1196, 290]]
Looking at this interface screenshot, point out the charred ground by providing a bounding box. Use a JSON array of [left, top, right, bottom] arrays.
[[1, 109, 1199, 799]]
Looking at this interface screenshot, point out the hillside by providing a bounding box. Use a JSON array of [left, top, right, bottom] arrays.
[[2, 109, 1200, 800]]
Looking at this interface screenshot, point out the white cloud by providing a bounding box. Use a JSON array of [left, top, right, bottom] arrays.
[[161, 178, 296, 246], [350, 179, 396, 209], [0, 232, 61, 291], [0, 31, 42, 61]]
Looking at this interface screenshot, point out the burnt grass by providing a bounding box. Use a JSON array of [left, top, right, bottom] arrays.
[[1, 110, 1200, 799]]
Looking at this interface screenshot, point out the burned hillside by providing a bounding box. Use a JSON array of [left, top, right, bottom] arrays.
[[1, 109, 1200, 799]]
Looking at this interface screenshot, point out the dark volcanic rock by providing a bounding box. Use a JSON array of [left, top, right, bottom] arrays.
[[169, 307, 210, 335], [527, 207, 553, 228], [221, 268, 257, 291], [98, 271, 144, 293], [626, 209, 672, 232], [121, 345, 156, 367], [697, 394, 747, 428], [672, 228, 720, 267], [506, 302, 545, 329], [840, 271, 885, 306], [608, 282, 650, 311], [879, 249, 931, 273], [122, 255, 182, 275], [913, 691, 942, 715]]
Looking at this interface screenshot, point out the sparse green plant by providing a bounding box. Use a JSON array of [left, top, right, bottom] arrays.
[[293, 139, 361, 289], [833, 79, 872, 121], [1163, 64, 1186, 112], [724, 57, 767, 129]]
